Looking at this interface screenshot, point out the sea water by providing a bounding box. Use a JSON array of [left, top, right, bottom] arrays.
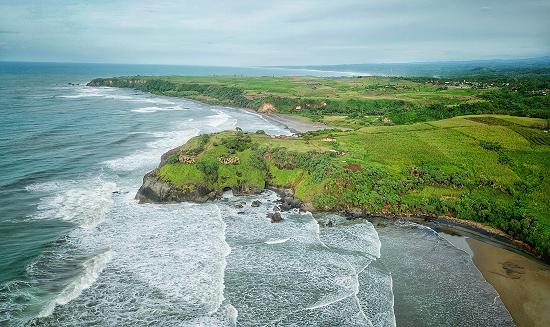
[[0, 62, 514, 326]]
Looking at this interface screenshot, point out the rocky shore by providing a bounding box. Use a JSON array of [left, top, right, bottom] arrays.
[[136, 135, 548, 263]]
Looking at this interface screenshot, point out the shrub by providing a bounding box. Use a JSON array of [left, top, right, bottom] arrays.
[[184, 134, 210, 155], [167, 154, 179, 164], [250, 151, 267, 170], [222, 129, 252, 152], [196, 160, 219, 184], [498, 152, 511, 165], [479, 140, 502, 151]]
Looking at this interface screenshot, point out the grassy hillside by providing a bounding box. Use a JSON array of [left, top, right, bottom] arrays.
[[152, 115, 550, 258], [88, 75, 550, 127]]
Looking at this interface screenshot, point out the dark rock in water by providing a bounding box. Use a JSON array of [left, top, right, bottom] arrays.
[[289, 198, 301, 208], [280, 203, 292, 211], [237, 211, 245, 215], [234, 204, 244, 209], [251, 200, 261, 207], [277, 195, 302, 211], [267, 211, 283, 223], [326, 220, 333, 227], [231, 183, 263, 196]]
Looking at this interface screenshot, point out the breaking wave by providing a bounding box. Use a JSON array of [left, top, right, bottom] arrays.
[[103, 129, 199, 171], [26, 178, 118, 229], [37, 249, 113, 318], [130, 105, 188, 113]]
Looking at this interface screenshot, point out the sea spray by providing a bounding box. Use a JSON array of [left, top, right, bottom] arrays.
[[28, 178, 118, 229]]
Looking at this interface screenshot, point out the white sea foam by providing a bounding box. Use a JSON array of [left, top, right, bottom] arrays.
[[131, 105, 188, 113], [264, 238, 290, 244], [103, 128, 199, 171], [37, 250, 113, 318], [130, 106, 163, 113], [29, 196, 235, 326], [129, 97, 176, 105], [216, 191, 395, 326], [61, 86, 176, 105], [205, 109, 237, 130], [28, 178, 117, 229]]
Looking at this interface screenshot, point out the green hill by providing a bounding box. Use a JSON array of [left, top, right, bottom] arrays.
[[148, 115, 549, 258]]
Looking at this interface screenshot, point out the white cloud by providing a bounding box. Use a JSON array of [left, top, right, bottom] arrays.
[[0, 0, 548, 65]]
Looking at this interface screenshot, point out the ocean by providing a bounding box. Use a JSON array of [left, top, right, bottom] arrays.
[[0, 62, 514, 326]]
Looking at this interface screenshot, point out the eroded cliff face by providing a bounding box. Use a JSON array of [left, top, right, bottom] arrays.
[[135, 146, 264, 204], [135, 171, 215, 203]]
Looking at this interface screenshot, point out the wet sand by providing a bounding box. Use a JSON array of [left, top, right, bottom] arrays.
[[441, 232, 550, 327], [466, 238, 550, 327], [260, 113, 332, 133]]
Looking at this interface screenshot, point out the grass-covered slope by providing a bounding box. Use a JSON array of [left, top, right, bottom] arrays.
[[88, 75, 550, 126], [151, 115, 550, 258]]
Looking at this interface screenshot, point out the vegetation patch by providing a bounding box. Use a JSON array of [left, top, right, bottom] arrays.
[[149, 115, 550, 257]]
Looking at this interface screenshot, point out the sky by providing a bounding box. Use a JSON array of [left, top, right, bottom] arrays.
[[0, 0, 549, 66]]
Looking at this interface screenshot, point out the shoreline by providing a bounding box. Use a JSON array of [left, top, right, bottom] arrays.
[[465, 237, 550, 327], [139, 90, 548, 262], [125, 87, 546, 263], [258, 113, 334, 133]]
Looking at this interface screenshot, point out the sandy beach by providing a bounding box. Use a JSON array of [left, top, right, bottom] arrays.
[[260, 113, 334, 133], [440, 230, 550, 327], [466, 238, 550, 327]]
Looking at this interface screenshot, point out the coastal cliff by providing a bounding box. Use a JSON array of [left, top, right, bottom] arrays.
[[134, 123, 550, 261]]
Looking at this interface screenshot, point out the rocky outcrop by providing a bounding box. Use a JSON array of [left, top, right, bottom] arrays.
[[258, 102, 277, 113], [135, 171, 218, 204], [267, 211, 283, 223], [218, 156, 240, 165]]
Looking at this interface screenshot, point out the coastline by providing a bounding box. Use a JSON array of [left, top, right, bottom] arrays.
[[316, 202, 550, 327], [139, 90, 548, 262], [274, 188, 550, 327], [258, 113, 333, 133], [98, 84, 548, 325], [466, 237, 550, 327]]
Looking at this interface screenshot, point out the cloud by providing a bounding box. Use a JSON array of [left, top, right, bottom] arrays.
[[0, 0, 548, 65]]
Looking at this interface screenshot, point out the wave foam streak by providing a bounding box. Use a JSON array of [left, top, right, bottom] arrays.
[[219, 192, 395, 326]]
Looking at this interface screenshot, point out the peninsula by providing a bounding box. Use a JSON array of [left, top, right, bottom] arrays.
[[88, 75, 550, 260]]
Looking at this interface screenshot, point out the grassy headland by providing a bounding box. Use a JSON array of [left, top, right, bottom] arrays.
[[87, 76, 550, 258], [150, 116, 548, 258]]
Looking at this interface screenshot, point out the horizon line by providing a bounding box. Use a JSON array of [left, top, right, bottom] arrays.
[[1, 55, 549, 68]]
